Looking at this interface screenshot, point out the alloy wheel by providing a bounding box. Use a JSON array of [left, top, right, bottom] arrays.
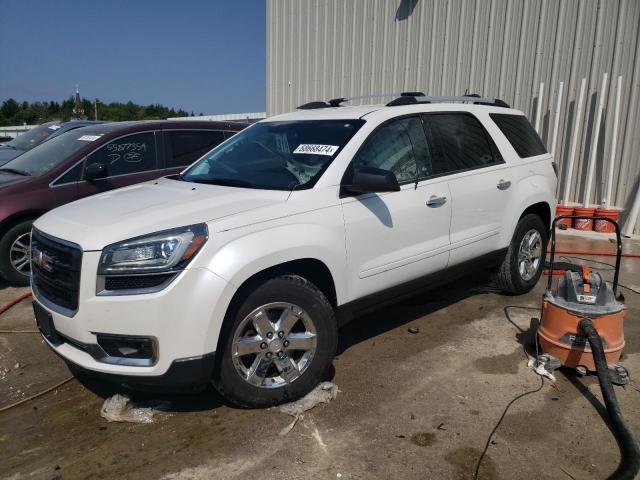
[[231, 302, 317, 389], [9, 232, 31, 276], [517, 229, 542, 281]]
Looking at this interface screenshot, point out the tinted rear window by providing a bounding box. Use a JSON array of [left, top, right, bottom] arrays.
[[426, 113, 499, 174], [167, 130, 225, 168], [490, 114, 547, 158]]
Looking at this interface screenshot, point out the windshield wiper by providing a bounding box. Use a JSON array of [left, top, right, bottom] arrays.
[[189, 177, 256, 188], [0, 167, 31, 176], [1, 144, 17, 149]]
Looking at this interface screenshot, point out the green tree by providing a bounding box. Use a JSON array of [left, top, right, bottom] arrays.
[[0, 97, 190, 126]]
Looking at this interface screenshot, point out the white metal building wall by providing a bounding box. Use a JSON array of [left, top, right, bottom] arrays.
[[266, 0, 640, 231]]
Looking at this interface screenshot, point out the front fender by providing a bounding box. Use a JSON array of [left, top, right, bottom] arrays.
[[202, 223, 347, 305]]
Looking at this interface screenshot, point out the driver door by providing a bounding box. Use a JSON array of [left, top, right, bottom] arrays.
[[77, 131, 163, 198], [341, 116, 451, 302]]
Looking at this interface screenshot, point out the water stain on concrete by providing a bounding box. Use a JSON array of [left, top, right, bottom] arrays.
[[473, 346, 524, 374], [445, 447, 497, 480], [410, 432, 436, 447]]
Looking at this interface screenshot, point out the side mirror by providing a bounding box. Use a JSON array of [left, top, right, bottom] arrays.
[[85, 162, 108, 181], [343, 166, 401, 195]]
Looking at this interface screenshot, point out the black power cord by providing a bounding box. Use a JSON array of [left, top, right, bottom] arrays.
[[473, 376, 544, 480]]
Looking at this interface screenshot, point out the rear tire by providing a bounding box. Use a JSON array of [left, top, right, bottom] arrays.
[[213, 274, 337, 408], [0, 220, 33, 287], [493, 214, 547, 294]]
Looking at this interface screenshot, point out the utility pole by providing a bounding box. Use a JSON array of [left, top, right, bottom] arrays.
[[94, 99, 100, 120]]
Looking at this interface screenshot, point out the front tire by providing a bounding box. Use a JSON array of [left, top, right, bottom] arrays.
[[213, 274, 337, 408], [0, 220, 33, 287], [493, 214, 548, 294]]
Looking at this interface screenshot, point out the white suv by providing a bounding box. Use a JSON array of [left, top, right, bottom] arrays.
[[31, 94, 556, 407]]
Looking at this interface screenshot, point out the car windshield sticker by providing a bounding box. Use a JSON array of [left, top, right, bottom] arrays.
[[78, 134, 103, 142], [49, 125, 61, 130], [293, 144, 339, 156]]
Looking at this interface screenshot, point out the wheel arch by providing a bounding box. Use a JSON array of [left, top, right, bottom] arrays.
[[213, 257, 338, 360], [0, 211, 42, 236], [519, 201, 552, 230]]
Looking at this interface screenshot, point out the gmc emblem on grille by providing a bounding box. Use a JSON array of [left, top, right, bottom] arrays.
[[32, 246, 54, 272]]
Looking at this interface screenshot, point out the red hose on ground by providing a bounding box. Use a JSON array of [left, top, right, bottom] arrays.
[[0, 291, 32, 316], [548, 249, 640, 258]]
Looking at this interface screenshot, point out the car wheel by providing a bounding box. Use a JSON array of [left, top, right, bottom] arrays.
[[493, 214, 548, 295], [213, 274, 337, 408], [0, 220, 33, 287]]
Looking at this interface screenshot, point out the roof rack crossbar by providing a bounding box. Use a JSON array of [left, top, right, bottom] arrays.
[[297, 92, 406, 110]]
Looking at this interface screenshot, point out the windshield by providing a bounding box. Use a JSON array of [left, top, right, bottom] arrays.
[[182, 120, 365, 190], [4, 122, 63, 151], [0, 129, 104, 176]]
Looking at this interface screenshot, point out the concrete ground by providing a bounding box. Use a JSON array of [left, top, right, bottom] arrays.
[[1, 233, 639, 480]]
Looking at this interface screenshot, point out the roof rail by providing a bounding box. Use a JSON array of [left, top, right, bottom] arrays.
[[386, 94, 510, 108], [296, 92, 510, 110]]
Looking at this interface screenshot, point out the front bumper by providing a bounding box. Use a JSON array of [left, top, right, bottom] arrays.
[[61, 351, 217, 391], [32, 250, 236, 383]]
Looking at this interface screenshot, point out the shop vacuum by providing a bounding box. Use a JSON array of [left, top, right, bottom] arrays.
[[536, 215, 640, 479]]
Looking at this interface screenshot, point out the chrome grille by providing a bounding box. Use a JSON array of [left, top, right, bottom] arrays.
[[31, 229, 82, 313]]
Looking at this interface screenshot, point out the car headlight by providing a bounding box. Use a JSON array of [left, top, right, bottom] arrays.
[[98, 224, 208, 275]]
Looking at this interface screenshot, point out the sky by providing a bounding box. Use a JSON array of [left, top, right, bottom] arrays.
[[0, 0, 266, 115]]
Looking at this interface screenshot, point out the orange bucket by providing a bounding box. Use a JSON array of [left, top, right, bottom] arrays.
[[555, 205, 574, 228], [594, 208, 620, 233], [573, 207, 596, 230]]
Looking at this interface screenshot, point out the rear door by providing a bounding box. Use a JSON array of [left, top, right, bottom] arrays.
[[162, 129, 226, 175], [76, 131, 163, 197], [423, 112, 512, 266], [341, 115, 451, 301]]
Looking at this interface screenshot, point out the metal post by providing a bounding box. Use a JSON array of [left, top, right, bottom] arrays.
[[563, 77, 587, 204], [550, 81, 564, 157], [535, 82, 544, 133], [605, 75, 623, 207], [583, 73, 608, 207]]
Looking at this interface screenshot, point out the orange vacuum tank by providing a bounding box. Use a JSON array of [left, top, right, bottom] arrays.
[[539, 297, 626, 371], [540, 215, 626, 372]]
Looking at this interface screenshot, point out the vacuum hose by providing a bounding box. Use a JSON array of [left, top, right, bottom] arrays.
[[578, 318, 640, 480]]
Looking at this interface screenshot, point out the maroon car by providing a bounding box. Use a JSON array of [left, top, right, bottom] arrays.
[[0, 120, 245, 285]]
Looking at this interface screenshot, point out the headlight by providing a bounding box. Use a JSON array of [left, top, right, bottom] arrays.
[[98, 224, 208, 275]]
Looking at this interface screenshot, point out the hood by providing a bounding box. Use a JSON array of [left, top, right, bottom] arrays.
[[34, 177, 290, 250], [0, 148, 23, 165], [0, 172, 28, 188]]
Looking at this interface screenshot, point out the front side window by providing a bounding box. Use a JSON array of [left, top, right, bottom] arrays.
[[350, 117, 426, 184], [166, 130, 226, 168], [85, 132, 157, 178], [183, 120, 364, 190], [426, 113, 499, 175]]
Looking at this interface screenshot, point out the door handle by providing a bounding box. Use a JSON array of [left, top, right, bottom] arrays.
[[497, 179, 511, 190], [426, 195, 447, 207]]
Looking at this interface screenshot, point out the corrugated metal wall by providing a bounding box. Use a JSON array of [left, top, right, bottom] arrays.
[[267, 0, 640, 231]]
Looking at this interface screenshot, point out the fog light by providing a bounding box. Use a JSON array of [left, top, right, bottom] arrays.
[[96, 334, 155, 360]]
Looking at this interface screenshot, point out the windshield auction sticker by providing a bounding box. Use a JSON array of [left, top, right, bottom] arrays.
[[293, 144, 339, 156], [77, 135, 103, 141]]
